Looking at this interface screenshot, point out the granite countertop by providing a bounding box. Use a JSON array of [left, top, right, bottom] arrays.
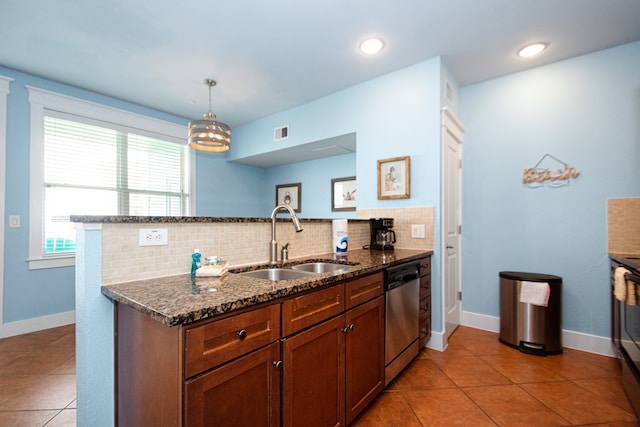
[[71, 215, 369, 224], [101, 248, 432, 327]]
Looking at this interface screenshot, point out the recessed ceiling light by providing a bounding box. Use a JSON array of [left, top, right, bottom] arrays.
[[518, 43, 547, 58], [360, 38, 384, 55]]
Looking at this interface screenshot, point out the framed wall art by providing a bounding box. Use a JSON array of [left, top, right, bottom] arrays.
[[377, 156, 410, 199], [331, 176, 356, 212], [275, 182, 301, 212]]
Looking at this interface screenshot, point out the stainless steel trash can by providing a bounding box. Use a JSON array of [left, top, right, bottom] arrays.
[[499, 271, 562, 355]]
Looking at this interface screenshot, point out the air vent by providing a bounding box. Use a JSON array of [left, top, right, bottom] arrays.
[[274, 125, 289, 142]]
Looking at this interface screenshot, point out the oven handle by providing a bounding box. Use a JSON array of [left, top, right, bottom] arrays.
[[626, 272, 640, 284]]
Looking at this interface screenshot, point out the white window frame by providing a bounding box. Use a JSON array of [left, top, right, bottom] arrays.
[[27, 86, 195, 269]]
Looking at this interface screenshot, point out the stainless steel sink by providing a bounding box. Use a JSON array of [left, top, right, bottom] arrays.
[[290, 262, 349, 274], [236, 268, 315, 281]]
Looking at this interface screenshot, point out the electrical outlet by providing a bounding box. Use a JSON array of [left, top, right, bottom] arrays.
[[411, 224, 425, 239], [139, 228, 168, 246]]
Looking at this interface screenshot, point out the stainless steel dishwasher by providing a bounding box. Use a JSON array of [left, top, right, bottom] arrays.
[[384, 261, 421, 385]]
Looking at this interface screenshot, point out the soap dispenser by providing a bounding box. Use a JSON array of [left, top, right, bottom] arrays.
[[191, 249, 201, 275]]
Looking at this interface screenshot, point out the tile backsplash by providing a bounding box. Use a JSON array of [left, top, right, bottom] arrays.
[[608, 197, 640, 255], [99, 206, 434, 285], [357, 206, 434, 251]]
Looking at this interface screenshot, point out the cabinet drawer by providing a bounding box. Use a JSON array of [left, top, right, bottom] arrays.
[[420, 274, 431, 299], [184, 304, 280, 378], [282, 284, 344, 336], [346, 272, 383, 309], [419, 256, 431, 277]]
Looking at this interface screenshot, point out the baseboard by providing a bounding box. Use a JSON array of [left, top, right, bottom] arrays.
[[0, 310, 75, 339], [461, 310, 616, 357], [425, 330, 446, 352]]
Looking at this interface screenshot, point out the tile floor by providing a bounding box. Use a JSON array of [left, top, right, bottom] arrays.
[[354, 326, 639, 426], [0, 324, 637, 426], [0, 324, 75, 426]]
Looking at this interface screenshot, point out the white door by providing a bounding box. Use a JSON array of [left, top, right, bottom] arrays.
[[441, 108, 464, 342]]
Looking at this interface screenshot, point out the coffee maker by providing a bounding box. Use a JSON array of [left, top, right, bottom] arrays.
[[369, 218, 396, 250]]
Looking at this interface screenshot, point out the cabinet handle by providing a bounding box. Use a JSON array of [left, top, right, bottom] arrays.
[[341, 325, 354, 333], [237, 329, 247, 340], [273, 360, 283, 370]]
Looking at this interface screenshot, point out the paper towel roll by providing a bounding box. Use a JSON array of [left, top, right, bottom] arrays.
[[333, 219, 348, 254]]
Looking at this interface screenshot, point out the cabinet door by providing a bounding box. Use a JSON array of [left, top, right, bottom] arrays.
[[184, 342, 281, 427], [282, 315, 345, 427], [345, 295, 384, 425]]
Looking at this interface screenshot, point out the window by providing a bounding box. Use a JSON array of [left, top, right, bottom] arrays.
[[28, 87, 194, 269]]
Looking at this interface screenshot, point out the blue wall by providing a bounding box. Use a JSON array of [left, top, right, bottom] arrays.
[[1, 66, 188, 325], [232, 57, 445, 330], [460, 41, 640, 337]]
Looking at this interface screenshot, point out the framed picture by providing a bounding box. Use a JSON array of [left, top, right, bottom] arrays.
[[275, 183, 301, 212], [331, 176, 356, 212], [378, 156, 410, 199]]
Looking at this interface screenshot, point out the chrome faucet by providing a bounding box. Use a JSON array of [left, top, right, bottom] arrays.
[[270, 204, 303, 265]]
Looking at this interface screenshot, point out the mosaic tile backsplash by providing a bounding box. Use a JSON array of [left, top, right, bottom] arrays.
[[99, 206, 434, 285], [608, 197, 640, 255]]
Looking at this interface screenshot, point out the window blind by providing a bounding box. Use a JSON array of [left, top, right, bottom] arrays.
[[42, 114, 190, 254]]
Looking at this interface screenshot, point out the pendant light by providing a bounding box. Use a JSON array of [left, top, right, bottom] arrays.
[[188, 79, 231, 152]]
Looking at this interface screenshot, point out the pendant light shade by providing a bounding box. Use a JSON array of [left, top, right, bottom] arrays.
[[188, 79, 231, 152]]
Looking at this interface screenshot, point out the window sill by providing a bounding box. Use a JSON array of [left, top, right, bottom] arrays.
[[28, 254, 75, 270]]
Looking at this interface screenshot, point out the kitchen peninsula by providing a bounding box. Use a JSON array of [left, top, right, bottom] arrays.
[[73, 215, 433, 426]]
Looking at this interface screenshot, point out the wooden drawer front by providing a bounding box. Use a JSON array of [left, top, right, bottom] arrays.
[[419, 256, 431, 277], [282, 284, 345, 336], [184, 304, 280, 378], [420, 274, 431, 299], [346, 272, 384, 309]]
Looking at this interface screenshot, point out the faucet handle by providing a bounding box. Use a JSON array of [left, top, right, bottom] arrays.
[[281, 243, 290, 263]]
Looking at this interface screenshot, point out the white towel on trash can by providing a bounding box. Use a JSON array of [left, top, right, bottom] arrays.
[[520, 281, 550, 307]]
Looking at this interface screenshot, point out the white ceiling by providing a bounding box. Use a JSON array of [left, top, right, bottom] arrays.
[[2, 0, 640, 130]]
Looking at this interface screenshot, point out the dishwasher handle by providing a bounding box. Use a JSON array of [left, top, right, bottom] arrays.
[[386, 273, 419, 291]]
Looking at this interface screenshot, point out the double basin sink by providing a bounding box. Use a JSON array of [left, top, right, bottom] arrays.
[[231, 261, 353, 281]]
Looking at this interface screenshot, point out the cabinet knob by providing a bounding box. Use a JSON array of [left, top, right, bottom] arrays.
[[237, 329, 247, 340], [273, 360, 283, 370]]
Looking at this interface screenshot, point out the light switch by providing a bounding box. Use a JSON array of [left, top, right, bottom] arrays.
[[9, 215, 20, 228], [411, 224, 425, 239]]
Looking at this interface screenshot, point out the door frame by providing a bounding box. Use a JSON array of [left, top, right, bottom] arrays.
[[0, 76, 12, 335], [440, 107, 465, 347]]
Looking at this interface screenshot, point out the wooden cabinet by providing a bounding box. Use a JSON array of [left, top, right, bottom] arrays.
[[344, 295, 384, 424], [419, 256, 432, 347], [281, 273, 384, 426], [282, 315, 345, 427], [116, 302, 281, 427], [115, 271, 386, 427], [184, 342, 281, 427], [183, 304, 282, 427]]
